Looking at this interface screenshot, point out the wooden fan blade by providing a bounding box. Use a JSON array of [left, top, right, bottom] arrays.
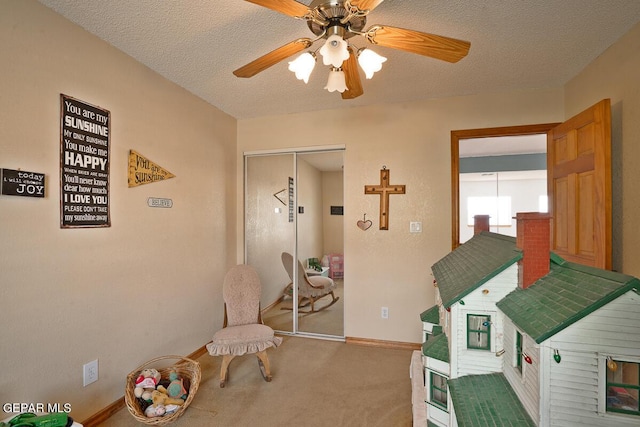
[[342, 47, 363, 99], [368, 25, 470, 63], [350, 0, 385, 12], [233, 38, 313, 78], [245, 0, 310, 18]]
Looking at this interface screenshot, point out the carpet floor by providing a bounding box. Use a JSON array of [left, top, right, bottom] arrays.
[[97, 336, 413, 427]]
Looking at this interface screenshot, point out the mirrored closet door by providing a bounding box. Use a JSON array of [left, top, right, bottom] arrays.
[[245, 149, 344, 338]]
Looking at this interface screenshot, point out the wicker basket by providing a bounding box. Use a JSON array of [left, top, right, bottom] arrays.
[[125, 355, 201, 426]]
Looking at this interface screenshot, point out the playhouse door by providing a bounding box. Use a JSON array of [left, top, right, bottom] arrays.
[[547, 99, 612, 269]]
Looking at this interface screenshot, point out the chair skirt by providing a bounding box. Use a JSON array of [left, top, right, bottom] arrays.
[[207, 324, 282, 357]]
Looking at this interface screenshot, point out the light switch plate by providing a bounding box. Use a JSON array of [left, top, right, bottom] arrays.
[[410, 221, 422, 233]]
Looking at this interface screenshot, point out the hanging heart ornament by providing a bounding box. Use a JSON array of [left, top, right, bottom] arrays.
[[357, 219, 372, 230], [357, 214, 372, 230]]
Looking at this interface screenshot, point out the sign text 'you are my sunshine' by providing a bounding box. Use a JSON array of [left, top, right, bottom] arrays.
[[60, 94, 110, 228]]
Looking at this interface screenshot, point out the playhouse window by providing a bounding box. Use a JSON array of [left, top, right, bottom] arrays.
[[606, 359, 639, 416], [467, 314, 491, 350], [515, 331, 523, 374], [430, 372, 448, 410]]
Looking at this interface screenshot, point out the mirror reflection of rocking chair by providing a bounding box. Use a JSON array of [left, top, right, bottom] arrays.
[[206, 264, 282, 387], [281, 252, 339, 313]]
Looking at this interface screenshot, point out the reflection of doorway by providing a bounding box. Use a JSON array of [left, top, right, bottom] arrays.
[[458, 135, 547, 243], [245, 148, 344, 339]]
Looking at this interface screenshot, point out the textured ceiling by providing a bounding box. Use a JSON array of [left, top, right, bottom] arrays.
[[38, 0, 640, 120]]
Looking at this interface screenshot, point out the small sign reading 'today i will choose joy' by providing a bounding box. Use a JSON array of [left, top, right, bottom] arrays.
[[1, 169, 45, 198]]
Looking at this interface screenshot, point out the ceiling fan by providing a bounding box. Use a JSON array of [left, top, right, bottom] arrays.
[[234, 0, 471, 99]]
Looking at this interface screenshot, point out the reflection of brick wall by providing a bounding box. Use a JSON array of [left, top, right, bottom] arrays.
[[516, 212, 550, 289]]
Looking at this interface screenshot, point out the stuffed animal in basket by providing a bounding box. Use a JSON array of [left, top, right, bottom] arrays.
[[166, 370, 187, 400], [134, 368, 161, 401], [144, 403, 166, 418], [151, 389, 184, 407]]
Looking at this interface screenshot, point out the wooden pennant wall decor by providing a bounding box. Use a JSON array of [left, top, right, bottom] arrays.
[[128, 150, 176, 188]]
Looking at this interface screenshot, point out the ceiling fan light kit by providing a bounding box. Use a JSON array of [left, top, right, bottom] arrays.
[[319, 34, 350, 67], [357, 48, 386, 79], [237, 0, 471, 99], [325, 67, 348, 93], [288, 52, 317, 83]]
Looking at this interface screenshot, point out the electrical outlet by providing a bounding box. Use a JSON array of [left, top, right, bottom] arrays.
[[381, 306, 389, 319], [83, 359, 98, 387]]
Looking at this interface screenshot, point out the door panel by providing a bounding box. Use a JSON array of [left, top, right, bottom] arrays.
[[245, 154, 295, 333], [296, 151, 344, 337], [577, 172, 595, 257], [554, 177, 569, 252], [547, 99, 611, 269]]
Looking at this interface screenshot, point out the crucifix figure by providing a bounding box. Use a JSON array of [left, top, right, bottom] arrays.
[[365, 167, 406, 230]]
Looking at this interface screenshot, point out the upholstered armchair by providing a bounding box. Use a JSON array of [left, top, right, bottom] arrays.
[[206, 264, 282, 387], [281, 252, 339, 313]]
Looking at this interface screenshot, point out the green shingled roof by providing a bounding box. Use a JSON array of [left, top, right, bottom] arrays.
[[422, 333, 449, 363], [448, 373, 536, 427], [420, 305, 440, 324], [431, 232, 521, 308], [497, 258, 640, 344]]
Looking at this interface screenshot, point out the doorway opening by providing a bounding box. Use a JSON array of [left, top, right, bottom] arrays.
[[459, 135, 547, 243], [451, 124, 559, 248]]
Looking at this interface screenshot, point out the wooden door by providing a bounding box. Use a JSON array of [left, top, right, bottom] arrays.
[[547, 99, 612, 269]]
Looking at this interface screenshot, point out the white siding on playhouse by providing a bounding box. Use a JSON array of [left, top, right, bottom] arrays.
[[452, 264, 519, 378], [542, 291, 640, 427], [502, 318, 541, 425], [427, 405, 449, 427], [426, 357, 450, 376]]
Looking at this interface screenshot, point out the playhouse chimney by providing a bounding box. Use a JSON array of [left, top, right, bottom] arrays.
[[516, 212, 551, 289], [474, 215, 490, 235]]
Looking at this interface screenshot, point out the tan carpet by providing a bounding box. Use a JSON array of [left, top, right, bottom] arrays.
[[97, 336, 413, 427]]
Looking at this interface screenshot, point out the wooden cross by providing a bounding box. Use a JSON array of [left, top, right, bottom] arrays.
[[365, 167, 405, 230]]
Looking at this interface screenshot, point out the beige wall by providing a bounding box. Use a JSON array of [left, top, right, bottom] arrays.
[[322, 171, 344, 255], [238, 88, 564, 343], [0, 1, 236, 421], [296, 158, 324, 262], [564, 21, 640, 277]]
